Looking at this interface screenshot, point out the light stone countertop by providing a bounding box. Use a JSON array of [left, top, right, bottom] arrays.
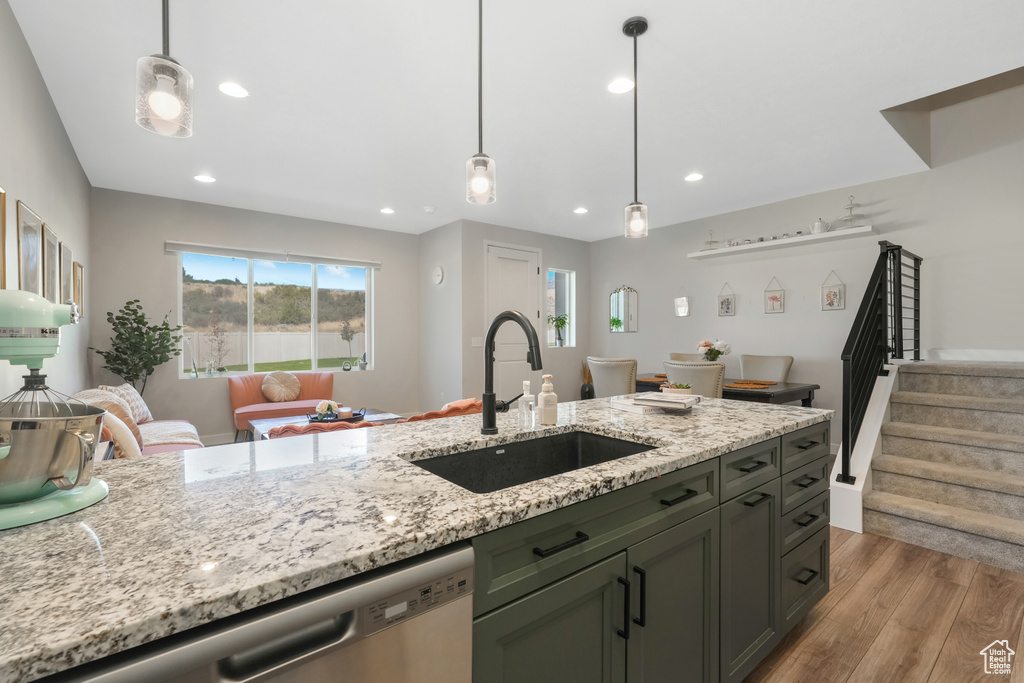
[[0, 396, 832, 683]]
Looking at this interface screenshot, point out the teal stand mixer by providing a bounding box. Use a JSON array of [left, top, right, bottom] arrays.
[[0, 290, 108, 530]]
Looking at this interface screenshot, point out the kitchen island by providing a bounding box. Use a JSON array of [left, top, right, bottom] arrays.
[[0, 396, 832, 683]]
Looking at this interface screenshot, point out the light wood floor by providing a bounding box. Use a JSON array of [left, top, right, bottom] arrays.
[[744, 528, 1024, 683]]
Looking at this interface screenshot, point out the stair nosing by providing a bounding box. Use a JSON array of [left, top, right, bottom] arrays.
[[882, 422, 1024, 453], [899, 362, 1024, 379], [863, 491, 1024, 546], [872, 454, 1024, 496], [890, 391, 1024, 414]]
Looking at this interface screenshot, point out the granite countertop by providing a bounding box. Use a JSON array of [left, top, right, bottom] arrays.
[[0, 396, 832, 683]]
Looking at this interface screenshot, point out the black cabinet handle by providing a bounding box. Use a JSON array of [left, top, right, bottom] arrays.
[[794, 512, 820, 527], [797, 441, 821, 451], [633, 567, 647, 627], [743, 492, 772, 507], [617, 577, 631, 640], [661, 488, 698, 507], [533, 531, 589, 558], [795, 568, 819, 585], [793, 475, 820, 489], [738, 460, 769, 474]]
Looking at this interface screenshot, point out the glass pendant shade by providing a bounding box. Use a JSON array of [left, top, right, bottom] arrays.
[[625, 202, 648, 238], [466, 154, 496, 204], [136, 55, 193, 138]]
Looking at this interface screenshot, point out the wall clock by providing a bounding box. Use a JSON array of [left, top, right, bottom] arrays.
[[432, 266, 444, 285]]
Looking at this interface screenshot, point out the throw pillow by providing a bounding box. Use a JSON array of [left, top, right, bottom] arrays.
[[72, 388, 133, 417], [92, 400, 144, 450], [100, 411, 143, 459], [262, 372, 301, 402], [99, 383, 154, 424]]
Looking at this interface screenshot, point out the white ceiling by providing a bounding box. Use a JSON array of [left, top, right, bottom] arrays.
[[10, 1, 1024, 241]]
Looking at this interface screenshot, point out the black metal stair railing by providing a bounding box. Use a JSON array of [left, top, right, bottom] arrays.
[[837, 241, 922, 484]]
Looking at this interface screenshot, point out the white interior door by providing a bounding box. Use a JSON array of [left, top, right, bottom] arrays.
[[486, 245, 541, 399]]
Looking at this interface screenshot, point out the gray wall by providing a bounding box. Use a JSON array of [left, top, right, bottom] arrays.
[[0, 0, 91, 397], [590, 84, 1024, 446], [418, 221, 464, 410], [89, 189, 420, 443]]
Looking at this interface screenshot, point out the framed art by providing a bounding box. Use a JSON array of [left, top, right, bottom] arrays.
[[73, 261, 84, 314], [718, 294, 736, 317], [43, 225, 59, 304], [61, 243, 74, 304], [0, 185, 6, 289], [17, 201, 43, 295], [764, 289, 785, 313], [822, 283, 846, 310]]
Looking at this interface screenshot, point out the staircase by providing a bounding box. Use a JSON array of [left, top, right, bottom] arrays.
[[863, 361, 1024, 573]]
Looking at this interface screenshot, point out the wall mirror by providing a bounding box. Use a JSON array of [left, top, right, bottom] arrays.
[[610, 285, 638, 332]]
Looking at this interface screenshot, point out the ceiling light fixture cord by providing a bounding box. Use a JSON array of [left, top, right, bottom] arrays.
[[478, 0, 483, 154], [162, 0, 170, 56], [633, 29, 638, 203]]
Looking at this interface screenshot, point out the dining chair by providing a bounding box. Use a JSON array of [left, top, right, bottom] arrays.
[[586, 357, 637, 398], [739, 355, 794, 382], [663, 360, 726, 398], [669, 352, 704, 362]]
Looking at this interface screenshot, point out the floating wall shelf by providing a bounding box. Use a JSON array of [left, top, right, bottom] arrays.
[[687, 225, 877, 259]]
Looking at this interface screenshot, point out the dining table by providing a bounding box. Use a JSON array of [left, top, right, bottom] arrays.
[[636, 374, 820, 407]]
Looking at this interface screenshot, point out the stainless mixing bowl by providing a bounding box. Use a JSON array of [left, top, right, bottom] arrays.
[[0, 402, 105, 505]]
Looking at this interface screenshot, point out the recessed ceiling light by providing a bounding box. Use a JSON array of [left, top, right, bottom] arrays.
[[607, 77, 635, 94], [194, 175, 216, 183], [380, 208, 395, 214], [218, 82, 249, 98], [684, 173, 704, 182], [574, 207, 588, 214]]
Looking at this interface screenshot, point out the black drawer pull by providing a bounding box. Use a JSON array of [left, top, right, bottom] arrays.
[[793, 475, 820, 489], [617, 577, 631, 640], [533, 531, 589, 558], [633, 567, 647, 627], [797, 441, 821, 451], [794, 512, 820, 527], [661, 488, 699, 507], [795, 568, 819, 585], [743, 492, 772, 507], [738, 460, 769, 474]]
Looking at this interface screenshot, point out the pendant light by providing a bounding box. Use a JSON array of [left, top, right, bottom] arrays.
[[623, 16, 648, 238], [136, 0, 193, 138], [466, 0, 495, 204]]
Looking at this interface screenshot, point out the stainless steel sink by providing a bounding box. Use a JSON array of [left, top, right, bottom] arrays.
[[407, 431, 655, 493]]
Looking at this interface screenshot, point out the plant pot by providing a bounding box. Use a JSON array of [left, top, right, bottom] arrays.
[[662, 387, 692, 395], [580, 383, 596, 400]]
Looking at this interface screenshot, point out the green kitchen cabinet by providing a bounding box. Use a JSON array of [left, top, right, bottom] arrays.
[[473, 552, 629, 683]]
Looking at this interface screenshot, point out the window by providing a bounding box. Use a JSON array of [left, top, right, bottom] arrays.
[[546, 269, 575, 347], [178, 249, 373, 375]]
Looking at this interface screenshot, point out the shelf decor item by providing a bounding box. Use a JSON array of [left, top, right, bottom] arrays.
[[821, 270, 846, 311], [718, 283, 735, 317], [834, 195, 866, 230], [764, 277, 785, 314]]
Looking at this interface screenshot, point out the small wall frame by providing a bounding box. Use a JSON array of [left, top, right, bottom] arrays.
[[717, 283, 735, 317], [821, 270, 846, 311], [764, 277, 784, 314]]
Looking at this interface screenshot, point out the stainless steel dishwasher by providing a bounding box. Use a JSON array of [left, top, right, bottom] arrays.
[[69, 544, 473, 683]]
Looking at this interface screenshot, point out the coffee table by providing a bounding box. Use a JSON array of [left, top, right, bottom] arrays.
[[250, 409, 405, 440]]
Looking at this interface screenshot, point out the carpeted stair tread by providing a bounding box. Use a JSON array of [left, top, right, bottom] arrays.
[[882, 422, 1024, 454], [899, 361, 1024, 379], [873, 454, 1024, 497], [863, 491, 1024, 546], [890, 391, 1024, 414]]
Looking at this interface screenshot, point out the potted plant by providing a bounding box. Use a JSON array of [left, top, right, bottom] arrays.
[[610, 316, 623, 332], [90, 299, 183, 395], [698, 339, 732, 362], [547, 314, 569, 346], [662, 382, 692, 395]]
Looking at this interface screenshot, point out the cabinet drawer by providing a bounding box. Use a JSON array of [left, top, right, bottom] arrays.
[[781, 423, 830, 473], [780, 456, 831, 515], [472, 459, 718, 616], [721, 438, 780, 502], [780, 527, 829, 633], [779, 491, 829, 555]]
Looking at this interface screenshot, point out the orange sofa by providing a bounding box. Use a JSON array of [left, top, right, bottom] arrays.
[[229, 372, 334, 438]]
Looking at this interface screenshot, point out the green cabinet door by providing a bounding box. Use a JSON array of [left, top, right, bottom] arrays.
[[474, 552, 629, 683], [719, 479, 782, 683], [626, 508, 720, 683]]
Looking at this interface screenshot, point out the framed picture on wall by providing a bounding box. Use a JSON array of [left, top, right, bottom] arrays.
[[17, 201, 43, 295], [60, 243, 74, 304], [0, 185, 6, 289], [822, 283, 846, 310], [718, 294, 736, 317], [43, 225, 59, 304], [73, 262, 84, 315], [764, 289, 785, 314]]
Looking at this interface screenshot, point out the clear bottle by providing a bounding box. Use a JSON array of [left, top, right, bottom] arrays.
[[538, 374, 558, 425], [518, 380, 536, 430]]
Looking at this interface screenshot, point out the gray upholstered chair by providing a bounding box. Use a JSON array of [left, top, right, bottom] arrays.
[[663, 360, 726, 398], [739, 355, 794, 383], [586, 357, 637, 398], [669, 352, 704, 362]]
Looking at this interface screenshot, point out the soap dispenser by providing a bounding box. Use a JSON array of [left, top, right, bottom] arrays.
[[538, 374, 558, 425], [517, 380, 536, 430]]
